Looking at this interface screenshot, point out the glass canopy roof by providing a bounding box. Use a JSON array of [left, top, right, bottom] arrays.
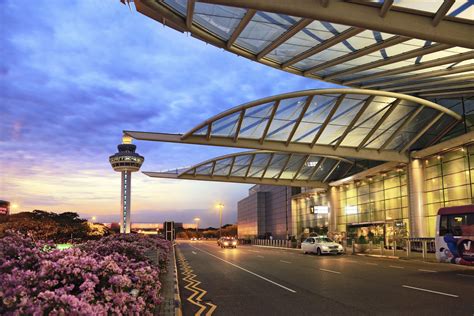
[[130, 0, 474, 97], [182, 88, 461, 153], [143, 150, 373, 187]]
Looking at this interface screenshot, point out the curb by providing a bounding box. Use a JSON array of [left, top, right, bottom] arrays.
[[173, 243, 182, 316], [355, 253, 399, 259]]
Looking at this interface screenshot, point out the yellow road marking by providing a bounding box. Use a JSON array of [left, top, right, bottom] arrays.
[[177, 248, 217, 315]]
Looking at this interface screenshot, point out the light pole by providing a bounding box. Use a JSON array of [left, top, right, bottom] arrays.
[[217, 203, 224, 238], [91, 216, 97, 222], [194, 217, 200, 233]]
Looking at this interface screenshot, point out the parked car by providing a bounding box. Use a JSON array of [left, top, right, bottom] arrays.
[[301, 236, 344, 255], [218, 237, 238, 248]]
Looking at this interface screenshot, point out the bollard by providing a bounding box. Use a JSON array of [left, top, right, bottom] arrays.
[[352, 239, 355, 254], [380, 241, 384, 256], [406, 240, 410, 257], [369, 240, 373, 252], [422, 240, 427, 260], [393, 241, 396, 256]]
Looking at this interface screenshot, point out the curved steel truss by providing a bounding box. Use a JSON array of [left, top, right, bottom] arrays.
[[131, 0, 474, 96], [125, 89, 461, 163], [143, 150, 370, 188]]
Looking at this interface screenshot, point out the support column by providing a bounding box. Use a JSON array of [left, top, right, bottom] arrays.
[[121, 171, 132, 234], [407, 158, 426, 238], [328, 186, 340, 232]]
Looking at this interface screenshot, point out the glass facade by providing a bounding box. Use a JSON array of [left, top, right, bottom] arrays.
[[423, 146, 474, 236], [291, 191, 329, 237], [337, 170, 409, 243]]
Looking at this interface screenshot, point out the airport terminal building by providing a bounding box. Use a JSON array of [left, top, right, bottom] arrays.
[[122, 0, 474, 244]]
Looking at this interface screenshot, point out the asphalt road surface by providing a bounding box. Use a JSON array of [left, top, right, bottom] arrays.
[[175, 240, 474, 316]]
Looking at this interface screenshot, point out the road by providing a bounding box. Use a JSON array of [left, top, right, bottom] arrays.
[[175, 240, 474, 316]]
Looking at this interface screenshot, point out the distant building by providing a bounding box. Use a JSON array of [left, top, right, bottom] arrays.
[[237, 185, 301, 240], [0, 200, 10, 216]]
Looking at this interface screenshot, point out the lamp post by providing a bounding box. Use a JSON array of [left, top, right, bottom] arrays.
[[217, 203, 224, 238], [194, 217, 200, 233], [91, 216, 97, 222]]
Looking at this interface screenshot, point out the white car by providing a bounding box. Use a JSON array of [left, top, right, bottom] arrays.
[[301, 236, 344, 255]]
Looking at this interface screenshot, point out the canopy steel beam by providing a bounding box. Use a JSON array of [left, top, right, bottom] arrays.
[[227, 9, 256, 48], [419, 89, 474, 97], [362, 64, 474, 89], [125, 130, 409, 162], [186, 0, 196, 29], [378, 106, 425, 152], [379, 0, 393, 17], [244, 153, 256, 178], [286, 96, 314, 145], [356, 99, 401, 151], [310, 94, 345, 147], [143, 171, 328, 188], [260, 153, 274, 179], [401, 82, 474, 95], [260, 101, 279, 144], [305, 36, 409, 76], [346, 51, 474, 86], [324, 43, 452, 80], [282, 27, 364, 68], [197, 0, 474, 48], [277, 154, 293, 179], [233, 109, 246, 142], [322, 160, 340, 183], [333, 95, 374, 149], [432, 0, 455, 27], [308, 157, 326, 181], [411, 131, 474, 159], [400, 112, 444, 152], [292, 155, 310, 181], [386, 74, 474, 92], [227, 156, 236, 177], [257, 18, 313, 60]]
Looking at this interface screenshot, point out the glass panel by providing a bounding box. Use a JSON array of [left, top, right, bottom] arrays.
[[247, 153, 272, 178], [213, 158, 233, 176], [266, 96, 308, 141], [279, 154, 307, 179], [193, 3, 247, 40], [211, 112, 241, 137], [236, 12, 300, 53], [195, 163, 213, 175], [231, 154, 253, 177], [239, 102, 275, 139], [264, 154, 289, 178]]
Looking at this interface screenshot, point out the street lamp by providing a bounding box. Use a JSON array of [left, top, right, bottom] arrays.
[[194, 217, 200, 232], [216, 203, 224, 238], [91, 216, 97, 222]]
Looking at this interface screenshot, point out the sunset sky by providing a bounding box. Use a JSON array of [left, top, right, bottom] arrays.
[[0, 0, 334, 227]]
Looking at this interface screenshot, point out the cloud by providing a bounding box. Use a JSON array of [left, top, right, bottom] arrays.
[[0, 0, 333, 227]]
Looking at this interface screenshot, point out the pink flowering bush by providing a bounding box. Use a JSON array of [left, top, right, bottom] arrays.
[[0, 232, 171, 315]]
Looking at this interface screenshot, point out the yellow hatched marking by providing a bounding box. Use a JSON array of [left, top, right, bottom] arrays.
[[177, 248, 217, 315]]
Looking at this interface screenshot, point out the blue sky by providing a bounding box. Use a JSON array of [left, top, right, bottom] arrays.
[[0, 0, 334, 227]]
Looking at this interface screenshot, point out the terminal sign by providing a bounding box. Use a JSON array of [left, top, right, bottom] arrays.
[[310, 206, 329, 214]]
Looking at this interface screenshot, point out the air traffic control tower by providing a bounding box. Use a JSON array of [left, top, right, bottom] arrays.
[[109, 136, 144, 233]]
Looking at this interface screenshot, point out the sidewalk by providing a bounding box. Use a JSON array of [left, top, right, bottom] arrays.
[[159, 244, 182, 316]]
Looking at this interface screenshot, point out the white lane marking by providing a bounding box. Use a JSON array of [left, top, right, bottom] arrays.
[[418, 269, 437, 273], [457, 273, 474, 278], [389, 265, 404, 269], [366, 262, 378, 266], [319, 268, 341, 274], [257, 255, 264, 258], [192, 251, 197, 255], [280, 260, 291, 264], [190, 245, 297, 293], [402, 285, 458, 298], [248, 250, 261, 253], [344, 259, 358, 263]]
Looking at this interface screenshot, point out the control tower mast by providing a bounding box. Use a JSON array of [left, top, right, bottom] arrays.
[[109, 136, 144, 233]]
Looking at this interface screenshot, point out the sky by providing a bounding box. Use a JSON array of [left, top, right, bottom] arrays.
[[0, 0, 334, 227]]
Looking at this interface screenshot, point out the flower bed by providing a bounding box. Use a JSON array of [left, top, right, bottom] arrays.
[[0, 232, 171, 315]]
